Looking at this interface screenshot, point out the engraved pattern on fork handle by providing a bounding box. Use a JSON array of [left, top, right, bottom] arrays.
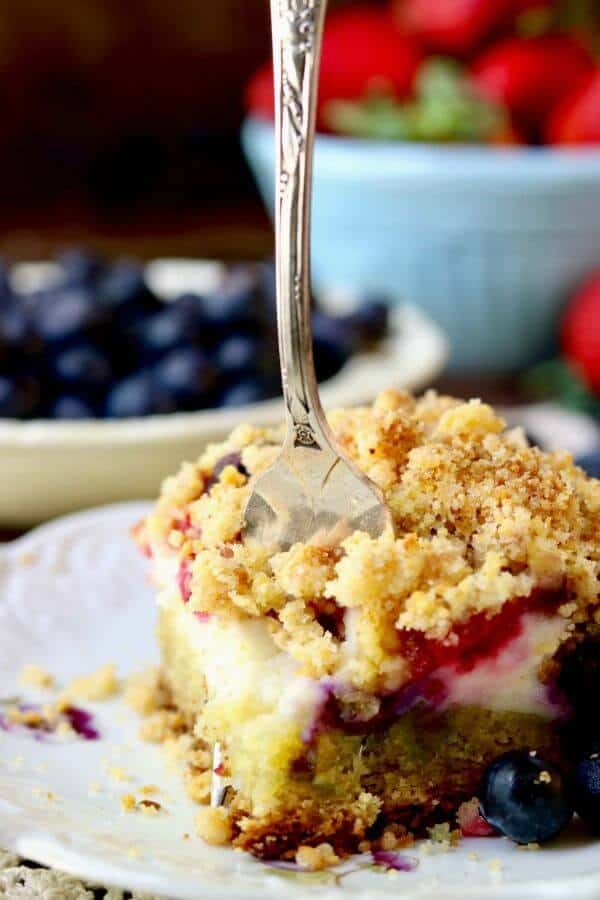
[[271, 0, 333, 453]]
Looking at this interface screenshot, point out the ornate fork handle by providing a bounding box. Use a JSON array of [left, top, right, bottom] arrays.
[[271, 0, 332, 452]]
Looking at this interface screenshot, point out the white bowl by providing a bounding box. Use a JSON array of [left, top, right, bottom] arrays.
[[0, 260, 447, 526]]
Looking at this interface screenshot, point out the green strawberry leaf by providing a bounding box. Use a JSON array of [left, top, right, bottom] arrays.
[[522, 358, 600, 417], [324, 59, 507, 144]]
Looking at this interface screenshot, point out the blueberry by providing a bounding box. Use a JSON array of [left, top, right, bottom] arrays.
[[0, 261, 13, 303], [49, 395, 96, 420], [0, 303, 30, 347], [58, 249, 103, 286], [312, 311, 357, 353], [213, 335, 258, 375], [51, 343, 112, 391], [199, 268, 258, 333], [153, 347, 215, 410], [218, 377, 270, 408], [573, 754, 600, 835], [132, 305, 201, 359], [480, 750, 573, 844], [33, 288, 103, 343], [99, 260, 160, 320], [345, 297, 389, 343], [256, 260, 276, 313], [558, 643, 600, 712], [561, 719, 600, 761], [105, 372, 175, 418], [0, 375, 40, 418], [576, 451, 600, 479]]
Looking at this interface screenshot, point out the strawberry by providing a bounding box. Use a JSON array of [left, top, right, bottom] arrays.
[[547, 69, 600, 145], [245, 7, 423, 128], [391, 0, 554, 56], [246, 63, 274, 121], [561, 269, 600, 393], [471, 34, 594, 135]]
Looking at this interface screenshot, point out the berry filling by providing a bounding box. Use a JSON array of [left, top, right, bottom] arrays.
[[396, 589, 562, 683], [177, 560, 192, 604], [304, 591, 565, 740]]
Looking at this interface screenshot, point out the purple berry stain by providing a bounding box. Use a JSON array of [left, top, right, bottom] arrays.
[[63, 705, 100, 740], [371, 849, 418, 872], [0, 702, 99, 741]]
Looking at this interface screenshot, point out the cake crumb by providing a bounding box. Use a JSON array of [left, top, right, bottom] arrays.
[[126, 845, 141, 859], [125, 668, 171, 715], [488, 859, 502, 881], [139, 784, 160, 796], [468, 852, 480, 861], [139, 799, 163, 815], [62, 663, 120, 702], [517, 842, 541, 851], [19, 663, 55, 689], [185, 769, 212, 805], [427, 822, 461, 847], [121, 793, 137, 813], [538, 770, 552, 784], [139, 709, 186, 744], [18, 551, 36, 566], [108, 765, 131, 783], [195, 807, 233, 846], [295, 843, 340, 871]]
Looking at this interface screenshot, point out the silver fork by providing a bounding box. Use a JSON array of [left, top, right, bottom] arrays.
[[211, 0, 392, 807]]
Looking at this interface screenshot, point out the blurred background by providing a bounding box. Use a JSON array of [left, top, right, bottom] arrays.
[[0, 0, 277, 260]]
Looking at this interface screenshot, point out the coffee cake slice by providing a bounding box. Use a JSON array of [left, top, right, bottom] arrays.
[[135, 390, 599, 860]]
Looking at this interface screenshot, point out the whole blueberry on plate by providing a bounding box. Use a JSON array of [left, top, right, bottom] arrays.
[[573, 754, 600, 835], [33, 287, 103, 344], [51, 342, 112, 391], [154, 347, 215, 410], [49, 395, 97, 420], [0, 375, 40, 418], [480, 750, 573, 844], [558, 643, 600, 712], [561, 716, 600, 761]]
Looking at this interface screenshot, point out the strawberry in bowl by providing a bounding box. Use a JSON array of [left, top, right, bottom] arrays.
[[243, 1, 600, 372]]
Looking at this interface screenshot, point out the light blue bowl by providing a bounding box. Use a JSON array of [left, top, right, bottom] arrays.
[[242, 117, 600, 372]]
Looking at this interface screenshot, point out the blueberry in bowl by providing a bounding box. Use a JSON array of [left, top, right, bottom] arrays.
[[0, 254, 446, 525], [0, 252, 395, 422]]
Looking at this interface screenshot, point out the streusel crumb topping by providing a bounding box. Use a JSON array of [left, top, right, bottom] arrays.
[[138, 390, 599, 692]]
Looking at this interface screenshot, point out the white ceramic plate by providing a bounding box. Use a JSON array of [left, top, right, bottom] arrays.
[[1, 503, 600, 900], [0, 261, 447, 528]]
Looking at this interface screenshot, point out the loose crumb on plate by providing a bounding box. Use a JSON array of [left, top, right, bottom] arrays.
[[61, 663, 121, 702], [121, 793, 137, 813], [19, 663, 55, 689], [195, 807, 233, 846], [107, 765, 131, 783], [295, 843, 340, 871], [125, 667, 171, 716]]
